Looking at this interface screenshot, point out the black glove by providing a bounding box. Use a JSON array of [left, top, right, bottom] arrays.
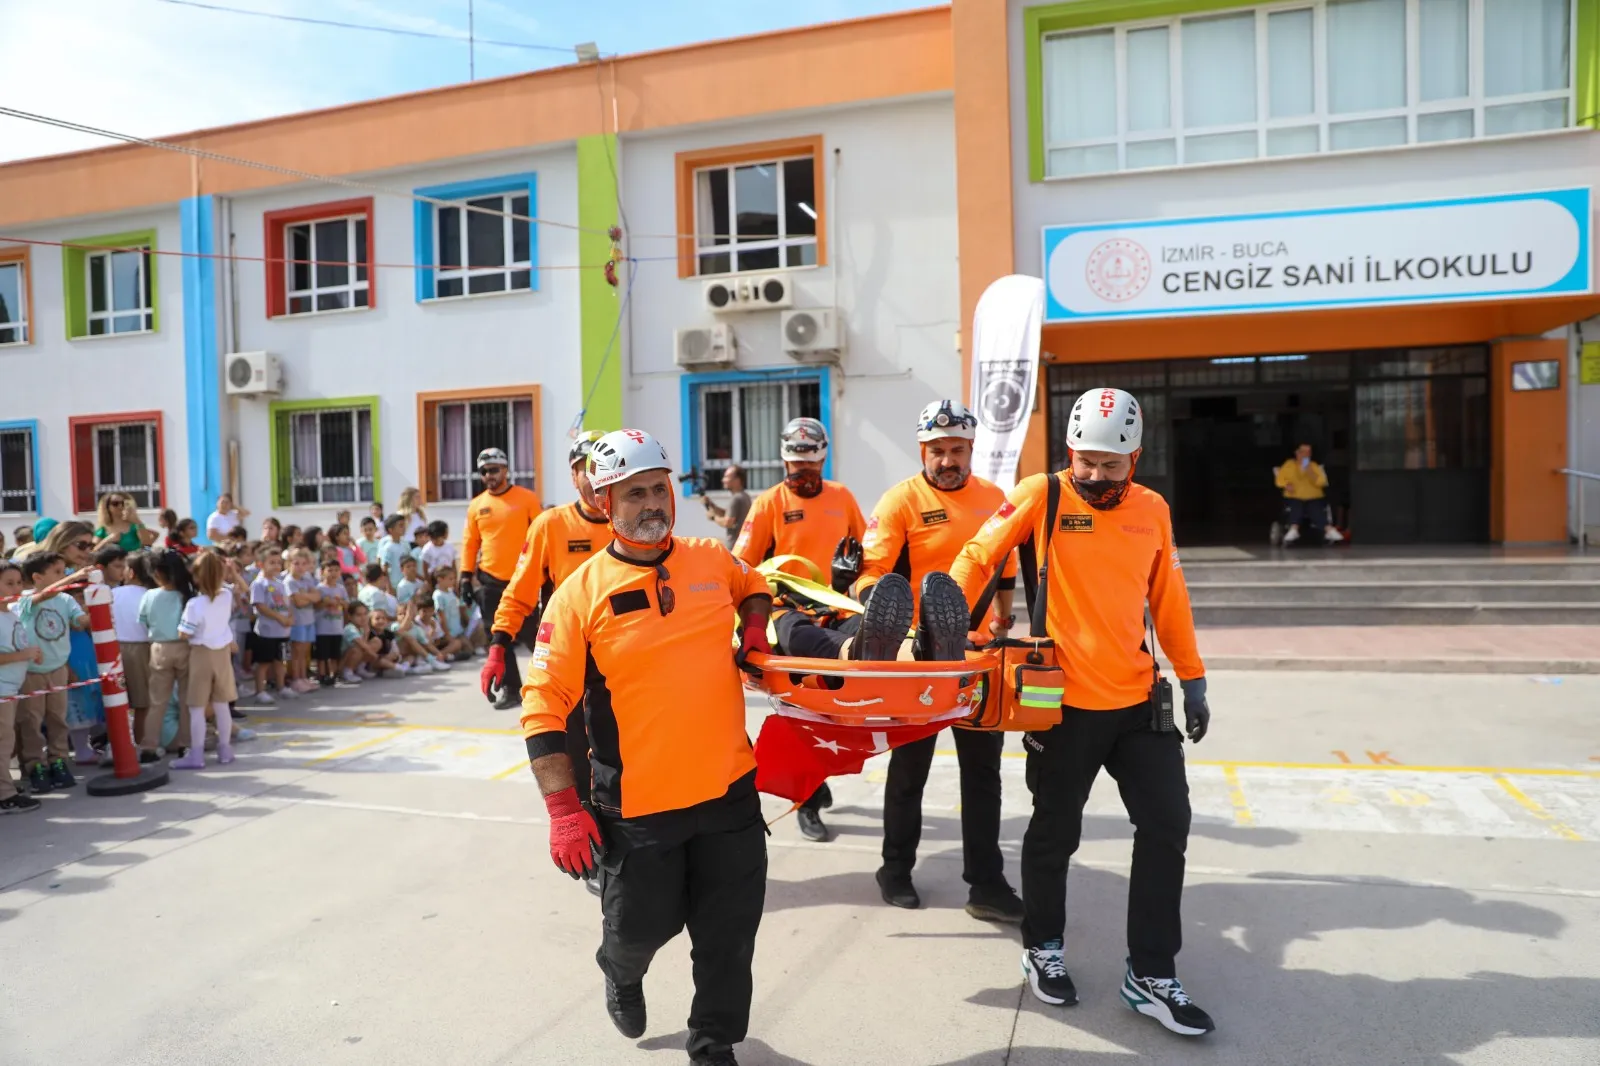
[[1180, 677, 1210, 744], [831, 536, 863, 594]]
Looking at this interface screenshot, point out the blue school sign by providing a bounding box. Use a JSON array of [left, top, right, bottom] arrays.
[[1041, 188, 1591, 323]]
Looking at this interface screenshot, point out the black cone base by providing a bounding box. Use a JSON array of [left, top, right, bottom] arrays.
[[85, 766, 170, 796]]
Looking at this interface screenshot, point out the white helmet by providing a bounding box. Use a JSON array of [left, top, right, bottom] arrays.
[[476, 447, 510, 471], [588, 429, 673, 490], [1066, 387, 1143, 455], [916, 400, 978, 443], [780, 417, 829, 463]]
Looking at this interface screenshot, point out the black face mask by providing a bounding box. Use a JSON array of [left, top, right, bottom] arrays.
[[786, 469, 824, 498], [1071, 476, 1132, 511]]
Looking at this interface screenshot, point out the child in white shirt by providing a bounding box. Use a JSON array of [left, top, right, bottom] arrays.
[[171, 553, 239, 770]]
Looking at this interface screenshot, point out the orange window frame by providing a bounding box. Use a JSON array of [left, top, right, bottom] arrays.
[[674, 135, 827, 279], [67, 410, 166, 514], [0, 246, 34, 347], [416, 385, 544, 505], [262, 197, 377, 318]]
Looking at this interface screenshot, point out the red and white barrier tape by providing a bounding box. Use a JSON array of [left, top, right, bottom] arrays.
[[0, 670, 123, 704]]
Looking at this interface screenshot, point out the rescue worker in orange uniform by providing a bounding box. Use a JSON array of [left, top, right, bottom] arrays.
[[951, 387, 1216, 1038], [732, 416, 867, 842], [521, 429, 773, 1066], [852, 400, 1024, 922], [482, 431, 610, 814], [460, 446, 542, 708]]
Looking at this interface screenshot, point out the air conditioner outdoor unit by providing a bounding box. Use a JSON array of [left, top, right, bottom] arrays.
[[224, 351, 283, 396], [674, 324, 735, 368], [781, 308, 842, 356], [703, 274, 793, 313]]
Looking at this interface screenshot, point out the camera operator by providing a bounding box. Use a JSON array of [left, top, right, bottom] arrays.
[[701, 465, 751, 552]]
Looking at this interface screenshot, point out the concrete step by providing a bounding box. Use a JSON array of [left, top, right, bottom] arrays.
[[1188, 580, 1600, 605], [1185, 561, 1600, 584], [1192, 602, 1600, 626]]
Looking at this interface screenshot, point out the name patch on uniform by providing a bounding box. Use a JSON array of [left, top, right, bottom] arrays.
[[920, 509, 949, 526], [478, 507, 492, 517], [567, 539, 593, 553], [608, 589, 651, 616], [782, 510, 806, 524], [1060, 514, 1094, 532]]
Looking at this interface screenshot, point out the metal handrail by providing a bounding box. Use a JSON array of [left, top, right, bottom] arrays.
[[1556, 469, 1600, 550]]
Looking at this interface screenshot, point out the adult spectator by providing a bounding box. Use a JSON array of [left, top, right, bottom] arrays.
[[205, 494, 249, 542], [93, 493, 158, 552], [701, 464, 752, 551], [397, 486, 429, 541], [12, 518, 55, 562], [1274, 443, 1344, 545], [460, 447, 541, 709], [11, 524, 33, 555]]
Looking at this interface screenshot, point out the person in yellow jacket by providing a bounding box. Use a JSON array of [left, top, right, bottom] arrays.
[[951, 387, 1216, 1039], [519, 429, 772, 1066], [1274, 443, 1344, 544]]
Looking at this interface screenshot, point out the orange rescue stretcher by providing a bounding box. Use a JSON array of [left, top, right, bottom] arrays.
[[740, 639, 1065, 733]]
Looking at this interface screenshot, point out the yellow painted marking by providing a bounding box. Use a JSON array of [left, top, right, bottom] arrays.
[[420, 743, 447, 755], [456, 745, 483, 759], [255, 716, 519, 737], [1321, 787, 1361, 806], [1367, 750, 1402, 765], [1332, 750, 1352, 764], [951, 752, 1600, 777], [306, 727, 416, 765], [490, 760, 529, 781], [1493, 776, 1586, 842], [1385, 787, 1432, 807], [1221, 764, 1254, 826]]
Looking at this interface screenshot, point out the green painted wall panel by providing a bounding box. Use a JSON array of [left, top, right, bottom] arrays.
[[576, 134, 623, 434]]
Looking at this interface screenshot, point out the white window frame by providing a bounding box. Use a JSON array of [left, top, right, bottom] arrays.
[[435, 397, 537, 501], [0, 425, 37, 515], [287, 406, 374, 505], [432, 193, 531, 299], [284, 214, 369, 316], [85, 246, 154, 335], [1041, 0, 1577, 178], [693, 154, 820, 277], [693, 376, 823, 492], [91, 420, 161, 509], [0, 261, 27, 346]]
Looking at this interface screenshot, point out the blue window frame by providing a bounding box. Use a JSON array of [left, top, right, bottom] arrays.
[[413, 173, 538, 302], [679, 367, 832, 496], [0, 419, 41, 515]]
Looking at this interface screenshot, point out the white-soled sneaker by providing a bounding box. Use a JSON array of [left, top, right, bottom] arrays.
[[1021, 940, 1077, 1006], [277, 685, 300, 700], [1121, 964, 1215, 1036], [253, 690, 277, 706]]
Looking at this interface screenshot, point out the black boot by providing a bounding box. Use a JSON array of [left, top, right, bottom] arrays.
[[848, 574, 913, 660], [914, 572, 969, 662], [603, 970, 646, 1038]]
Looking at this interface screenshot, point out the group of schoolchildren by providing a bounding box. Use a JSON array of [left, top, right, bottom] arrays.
[[0, 498, 486, 815]]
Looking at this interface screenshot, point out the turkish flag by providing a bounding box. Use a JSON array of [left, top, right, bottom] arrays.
[[753, 714, 948, 803]]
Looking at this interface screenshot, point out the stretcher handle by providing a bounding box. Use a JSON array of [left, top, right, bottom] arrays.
[[740, 651, 996, 679]]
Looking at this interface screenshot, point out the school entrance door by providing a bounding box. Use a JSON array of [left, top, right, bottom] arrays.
[[1046, 347, 1491, 546]]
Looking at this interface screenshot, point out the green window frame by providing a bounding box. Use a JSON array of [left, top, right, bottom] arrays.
[[1024, 0, 1600, 183], [62, 228, 160, 338], [268, 396, 382, 508]]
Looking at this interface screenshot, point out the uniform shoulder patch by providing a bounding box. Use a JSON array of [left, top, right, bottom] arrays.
[[1060, 514, 1094, 532], [996, 501, 1017, 519]]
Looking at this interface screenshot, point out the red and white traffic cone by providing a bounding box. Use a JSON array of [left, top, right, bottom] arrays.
[[82, 571, 168, 796]]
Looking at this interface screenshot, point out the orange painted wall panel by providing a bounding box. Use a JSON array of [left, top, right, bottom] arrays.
[[1492, 340, 1569, 544]]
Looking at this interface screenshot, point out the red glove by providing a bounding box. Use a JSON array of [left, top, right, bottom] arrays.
[[736, 618, 771, 675], [543, 786, 602, 878], [480, 643, 509, 701]]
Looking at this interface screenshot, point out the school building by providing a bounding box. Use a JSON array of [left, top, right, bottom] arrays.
[[1, 0, 1597, 548]]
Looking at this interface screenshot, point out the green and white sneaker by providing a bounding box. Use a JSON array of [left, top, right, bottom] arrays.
[[1120, 962, 1215, 1036]]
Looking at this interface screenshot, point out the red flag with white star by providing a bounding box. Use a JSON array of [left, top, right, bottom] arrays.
[[752, 715, 949, 803]]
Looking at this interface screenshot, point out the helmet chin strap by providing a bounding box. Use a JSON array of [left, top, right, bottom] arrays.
[[599, 488, 675, 553]]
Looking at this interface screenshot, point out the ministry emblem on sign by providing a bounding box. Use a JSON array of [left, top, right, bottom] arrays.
[[1084, 238, 1151, 302]]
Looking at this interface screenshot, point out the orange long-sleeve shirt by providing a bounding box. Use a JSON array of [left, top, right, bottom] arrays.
[[859, 473, 1017, 627], [521, 539, 770, 818], [732, 480, 866, 576], [461, 485, 541, 582], [492, 502, 613, 636], [950, 474, 1203, 711]]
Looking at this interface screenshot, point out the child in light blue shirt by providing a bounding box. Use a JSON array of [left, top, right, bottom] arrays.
[[395, 556, 423, 605], [0, 562, 43, 810]]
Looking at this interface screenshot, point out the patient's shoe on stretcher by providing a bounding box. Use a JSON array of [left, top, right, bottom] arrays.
[[838, 574, 914, 661]]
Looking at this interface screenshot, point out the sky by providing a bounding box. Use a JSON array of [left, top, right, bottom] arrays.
[[0, 0, 938, 163]]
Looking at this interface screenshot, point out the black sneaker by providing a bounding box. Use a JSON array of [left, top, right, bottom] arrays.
[[0, 793, 42, 815], [849, 574, 913, 660], [1022, 940, 1078, 1006], [1121, 964, 1215, 1036], [914, 572, 969, 662], [599, 954, 646, 1039], [875, 867, 920, 909], [795, 805, 829, 842], [965, 882, 1024, 924], [27, 763, 51, 795], [48, 759, 76, 790], [691, 1053, 739, 1066]]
